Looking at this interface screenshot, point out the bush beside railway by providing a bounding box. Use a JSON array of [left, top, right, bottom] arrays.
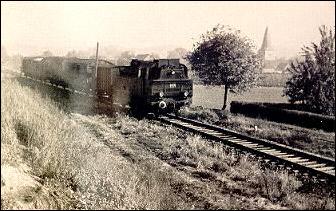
[[230, 101, 335, 132]]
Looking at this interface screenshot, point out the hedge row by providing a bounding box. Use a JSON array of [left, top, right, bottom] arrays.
[[259, 102, 316, 113], [230, 101, 335, 132]]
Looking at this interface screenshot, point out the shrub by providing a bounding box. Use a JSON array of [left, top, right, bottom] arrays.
[[284, 26, 335, 115], [230, 101, 335, 132]]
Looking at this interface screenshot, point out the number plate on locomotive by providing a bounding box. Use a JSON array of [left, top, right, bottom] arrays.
[[170, 83, 176, 88]]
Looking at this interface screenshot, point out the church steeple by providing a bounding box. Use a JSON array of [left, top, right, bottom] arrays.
[[260, 26, 273, 51], [258, 26, 275, 61]]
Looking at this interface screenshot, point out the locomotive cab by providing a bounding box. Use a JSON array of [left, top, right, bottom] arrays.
[[128, 59, 193, 113]]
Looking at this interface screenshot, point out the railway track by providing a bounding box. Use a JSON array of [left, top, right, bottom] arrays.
[[6, 70, 335, 182], [158, 114, 335, 182]]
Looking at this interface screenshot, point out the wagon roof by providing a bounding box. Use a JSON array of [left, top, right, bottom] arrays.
[[23, 56, 115, 67]]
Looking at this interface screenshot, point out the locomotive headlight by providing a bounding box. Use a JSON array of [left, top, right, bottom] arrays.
[[183, 91, 189, 97], [159, 91, 164, 98]]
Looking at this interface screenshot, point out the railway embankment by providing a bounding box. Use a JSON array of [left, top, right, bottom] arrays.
[[1, 76, 335, 209]]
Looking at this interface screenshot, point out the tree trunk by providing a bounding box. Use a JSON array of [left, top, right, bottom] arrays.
[[222, 85, 229, 110]]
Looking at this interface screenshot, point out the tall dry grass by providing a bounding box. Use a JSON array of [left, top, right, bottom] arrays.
[[1, 78, 180, 209], [103, 115, 335, 210]]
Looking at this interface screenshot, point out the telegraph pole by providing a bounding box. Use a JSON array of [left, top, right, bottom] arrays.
[[93, 42, 99, 92], [95, 42, 99, 78]]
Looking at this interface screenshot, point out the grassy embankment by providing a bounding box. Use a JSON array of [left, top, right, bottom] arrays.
[[1, 78, 178, 209], [1, 76, 335, 209]]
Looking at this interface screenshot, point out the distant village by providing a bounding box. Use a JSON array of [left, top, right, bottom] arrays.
[[2, 26, 297, 75], [257, 27, 295, 74]]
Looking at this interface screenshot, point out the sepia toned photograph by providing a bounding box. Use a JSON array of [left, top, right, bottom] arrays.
[[1, 1, 335, 210]]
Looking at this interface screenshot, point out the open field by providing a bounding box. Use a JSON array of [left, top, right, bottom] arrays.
[[192, 85, 288, 109], [1, 74, 335, 209]]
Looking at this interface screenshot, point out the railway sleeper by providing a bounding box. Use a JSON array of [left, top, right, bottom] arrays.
[[206, 131, 226, 136], [177, 122, 192, 126], [227, 137, 243, 141], [228, 139, 252, 144], [313, 166, 334, 172], [241, 143, 260, 148], [193, 127, 214, 132], [253, 147, 272, 151], [285, 157, 310, 163], [262, 150, 288, 156], [277, 154, 296, 159], [305, 163, 327, 169], [297, 161, 318, 165], [218, 135, 234, 139], [259, 149, 285, 155], [324, 168, 335, 173]]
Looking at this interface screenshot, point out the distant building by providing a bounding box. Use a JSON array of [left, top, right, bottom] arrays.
[[258, 27, 282, 73]]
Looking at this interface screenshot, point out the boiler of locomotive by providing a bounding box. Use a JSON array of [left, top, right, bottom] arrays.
[[145, 59, 193, 111]]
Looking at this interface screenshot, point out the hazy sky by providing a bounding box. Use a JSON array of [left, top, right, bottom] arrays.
[[1, 1, 335, 57]]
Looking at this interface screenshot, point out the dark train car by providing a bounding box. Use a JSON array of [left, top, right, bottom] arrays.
[[21, 56, 192, 114], [21, 56, 114, 91], [109, 59, 193, 114]]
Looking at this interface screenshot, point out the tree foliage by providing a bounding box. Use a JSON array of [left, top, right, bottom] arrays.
[[186, 24, 262, 109], [284, 25, 335, 115]]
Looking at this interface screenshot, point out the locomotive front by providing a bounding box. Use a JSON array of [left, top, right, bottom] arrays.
[[146, 59, 193, 113]]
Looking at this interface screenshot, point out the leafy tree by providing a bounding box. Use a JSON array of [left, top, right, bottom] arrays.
[[284, 56, 315, 104], [187, 25, 262, 110], [284, 25, 335, 115]]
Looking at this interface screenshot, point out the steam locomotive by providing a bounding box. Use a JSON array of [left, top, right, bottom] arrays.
[[21, 56, 193, 115]]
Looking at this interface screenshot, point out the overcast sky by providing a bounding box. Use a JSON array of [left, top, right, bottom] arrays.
[[1, 1, 335, 58]]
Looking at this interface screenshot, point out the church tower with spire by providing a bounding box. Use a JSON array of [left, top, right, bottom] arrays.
[[258, 26, 277, 72]]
